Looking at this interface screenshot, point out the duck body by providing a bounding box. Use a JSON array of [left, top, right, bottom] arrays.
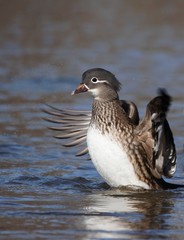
[[87, 100, 150, 189]]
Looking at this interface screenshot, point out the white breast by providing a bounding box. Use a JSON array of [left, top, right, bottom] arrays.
[[87, 127, 150, 189]]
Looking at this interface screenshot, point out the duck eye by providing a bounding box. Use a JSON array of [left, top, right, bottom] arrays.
[[91, 77, 98, 83]]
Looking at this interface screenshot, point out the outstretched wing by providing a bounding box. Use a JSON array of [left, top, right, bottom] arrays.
[[43, 105, 91, 157], [43, 100, 139, 157], [136, 89, 176, 179]]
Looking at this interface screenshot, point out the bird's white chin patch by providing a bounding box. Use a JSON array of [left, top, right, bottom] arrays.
[[88, 88, 101, 100]]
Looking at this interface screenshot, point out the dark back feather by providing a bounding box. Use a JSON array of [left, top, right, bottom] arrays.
[[137, 88, 176, 178]]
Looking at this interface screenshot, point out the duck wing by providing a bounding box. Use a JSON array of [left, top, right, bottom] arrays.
[[43, 104, 91, 157], [136, 89, 176, 178], [119, 100, 139, 125]]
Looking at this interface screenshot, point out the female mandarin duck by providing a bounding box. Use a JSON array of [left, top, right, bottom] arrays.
[[44, 68, 183, 190]]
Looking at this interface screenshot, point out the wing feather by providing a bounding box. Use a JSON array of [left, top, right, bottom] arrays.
[[119, 100, 139, 125], [43, 106, 91, 157], [136, 89, 176, 178]]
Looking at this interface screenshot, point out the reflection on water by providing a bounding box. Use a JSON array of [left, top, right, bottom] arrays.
[[0, 0, 184, 239], [83, 190, 184, 239]]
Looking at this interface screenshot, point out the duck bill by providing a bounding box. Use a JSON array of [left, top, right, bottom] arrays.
[[71, 83, 89, 95]]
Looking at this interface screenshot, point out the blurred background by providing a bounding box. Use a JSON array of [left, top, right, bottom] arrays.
[[1, 0, 184, 134], [0, 0, 184, 239]]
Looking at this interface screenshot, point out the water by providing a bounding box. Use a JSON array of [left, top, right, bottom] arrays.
[[0, 1, 184, 239]]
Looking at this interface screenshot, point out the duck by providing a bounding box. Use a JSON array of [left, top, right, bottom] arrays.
[[44, 68, 183, 190]]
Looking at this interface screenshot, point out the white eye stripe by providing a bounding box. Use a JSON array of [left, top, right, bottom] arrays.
[[91, 78, 109, 84], [100, 80, 109, 84]]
